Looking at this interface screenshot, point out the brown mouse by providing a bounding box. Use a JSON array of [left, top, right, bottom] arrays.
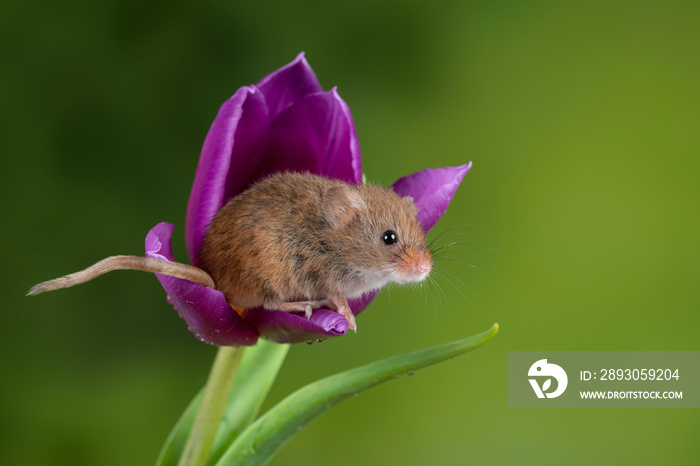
[[27, 172, 433, 331]]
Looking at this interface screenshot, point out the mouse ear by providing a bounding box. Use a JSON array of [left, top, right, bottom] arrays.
[[402, 195, 418, 216], [323, 185, 367, 228]]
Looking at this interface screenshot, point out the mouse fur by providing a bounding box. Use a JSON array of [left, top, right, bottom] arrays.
[[198, 171, 433, 316]]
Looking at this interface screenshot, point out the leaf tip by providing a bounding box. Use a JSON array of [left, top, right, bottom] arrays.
[[478, 323, 499, 346]]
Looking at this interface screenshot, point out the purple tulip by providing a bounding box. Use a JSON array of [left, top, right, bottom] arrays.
[[145, 53, 471, 346]]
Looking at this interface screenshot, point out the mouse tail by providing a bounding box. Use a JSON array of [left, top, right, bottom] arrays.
[[27, 255, 216, 296]]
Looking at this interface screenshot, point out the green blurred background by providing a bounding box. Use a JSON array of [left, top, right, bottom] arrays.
[[3, 0, 699, 464]]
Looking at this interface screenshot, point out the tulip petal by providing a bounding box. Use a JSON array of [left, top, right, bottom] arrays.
[[244, 308, 348, 344], [348, 290, 378, 317], [257, 89, 362, 184], [257, 52, 324, 120], [243, 289, 379, 344], [146, 222, 259, 346], [331, 88, 363, 184], [186, 87, 270, 266], [391, 163, 472, 232]]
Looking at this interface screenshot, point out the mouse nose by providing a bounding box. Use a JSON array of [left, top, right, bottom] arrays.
[[414, 261, 431, 277], [397, 246, 433, 283], [407, 255, 432, 280], [410, 259, 432, 281]]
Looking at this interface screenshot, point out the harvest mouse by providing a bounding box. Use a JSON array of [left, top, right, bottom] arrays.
[[27, 172, 434, 331]]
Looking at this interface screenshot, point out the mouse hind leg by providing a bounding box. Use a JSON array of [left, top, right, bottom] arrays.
[[329, 296, 356, 332], [264, 298, 332, 320]]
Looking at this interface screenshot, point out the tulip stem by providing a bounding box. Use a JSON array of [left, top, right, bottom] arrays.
[[178, 345, 246, 466]]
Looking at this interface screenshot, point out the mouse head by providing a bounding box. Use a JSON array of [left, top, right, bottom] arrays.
[[322, 183, 433, 285]]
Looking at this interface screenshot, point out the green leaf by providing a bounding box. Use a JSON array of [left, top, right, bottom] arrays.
[[155, 340, 289, 466], [214, 323, 499, 466], [155, 386, 203, 466]]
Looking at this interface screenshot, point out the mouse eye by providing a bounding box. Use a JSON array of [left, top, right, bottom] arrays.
[[381, 230, 398, 245]]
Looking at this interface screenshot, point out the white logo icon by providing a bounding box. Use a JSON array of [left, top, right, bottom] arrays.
[[528, 359, 568, 398]]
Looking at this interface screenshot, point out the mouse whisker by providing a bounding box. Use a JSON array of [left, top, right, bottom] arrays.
[[431, 241, 466, 254], [433, 256, 486, 274], [427, 223, 472, 249], [433, 256, 488, 284], [435, 267, 474, 295], [430, 236, 499, 256], [425, 274, 448, 304], [430, 269, 473, 303]]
